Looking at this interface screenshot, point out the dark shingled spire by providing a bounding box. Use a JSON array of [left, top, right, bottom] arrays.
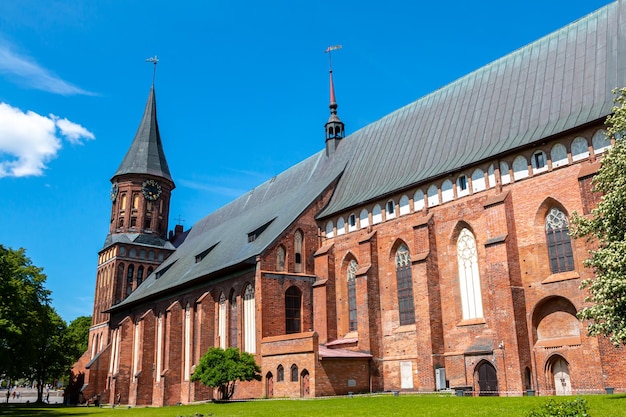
[[113, 87, 173, 182]]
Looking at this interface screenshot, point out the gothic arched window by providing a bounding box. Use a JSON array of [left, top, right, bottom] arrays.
[[291, 364, 299, 382], [294, 231, 303, 273], [285, 286, 302, 334], [277, 365, 284, 382], [218, 292, 227, 349], [126, 264, 134, 296], [396, 245, 415, 325], [229, 290, 238, 348], [136, 266, 144, 286], [348, 260, 358, 332], [276, 246, 285, 272], [545, 207, 574, 273], [243, 284, 256, 353], [457, 228, 483, 320]]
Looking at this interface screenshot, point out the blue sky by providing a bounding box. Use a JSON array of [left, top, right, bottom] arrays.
[[0, 0, 613, 323]]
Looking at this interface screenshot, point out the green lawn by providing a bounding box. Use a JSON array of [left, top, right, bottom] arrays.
[[1, 394, 625, 417]]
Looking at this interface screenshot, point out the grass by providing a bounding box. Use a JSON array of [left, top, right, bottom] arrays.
[[1, 394, 626, 417]]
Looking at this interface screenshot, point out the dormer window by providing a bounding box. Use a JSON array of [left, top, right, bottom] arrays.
[[195, 243, 218, 263], [247, 219, 274, 243], [155, 262, 175, 279]]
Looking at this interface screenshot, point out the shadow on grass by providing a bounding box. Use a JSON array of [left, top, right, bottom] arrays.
[[0, 404, 93, 416]]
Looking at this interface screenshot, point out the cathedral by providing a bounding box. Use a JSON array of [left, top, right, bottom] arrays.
[[72, 1, 626, 405]]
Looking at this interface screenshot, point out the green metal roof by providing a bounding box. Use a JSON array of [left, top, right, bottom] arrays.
[[110, 1, 625, 310], [318, 1, 624, 218]]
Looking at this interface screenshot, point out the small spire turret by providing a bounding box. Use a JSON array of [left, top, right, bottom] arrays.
[[324, 45, 345, 156]]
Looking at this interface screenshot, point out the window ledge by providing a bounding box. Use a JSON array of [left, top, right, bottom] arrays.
[[393, 324, 416, 333], [542, 271, 579, 284], [535, 336, 581, 348], [457, 318, 486, 327], [343, 331, 358, 339]]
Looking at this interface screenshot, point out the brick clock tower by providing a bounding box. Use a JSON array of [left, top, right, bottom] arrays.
[[79, 85, 176, 400]]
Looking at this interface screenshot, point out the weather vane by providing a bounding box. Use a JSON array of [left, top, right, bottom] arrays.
[[324, 45, 342, 71], [146, 56, 159, 86]]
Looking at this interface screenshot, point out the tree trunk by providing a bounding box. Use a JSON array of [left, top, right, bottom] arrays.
[[36, 380, 44, 404]]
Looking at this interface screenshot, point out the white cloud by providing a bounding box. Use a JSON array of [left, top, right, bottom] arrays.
[[0, 41, 94, 96], [0, 102, 95, 178], [53, 116, 96, 144]]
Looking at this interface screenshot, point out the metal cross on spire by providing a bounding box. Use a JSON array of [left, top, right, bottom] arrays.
[[324, 45, 342, 72], [173, 214, 185, 226], [145, 56, 159, 86]]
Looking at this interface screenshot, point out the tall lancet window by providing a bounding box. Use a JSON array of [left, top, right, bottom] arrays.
[[396, 245, 415, 325], [243, 284, 256, 353], [184, 304, 191, 381], [156, 313, 163, 382], [132, 320, 141, 382], [546, 207, 574, 273], [285, 286, 302, 334], [218, 293, 227, 349], [276, 246, 285, 272], [457, 228, 483, 320], [294, 231, 303, 273], [347, 260, 358, 332], [126, 265, 134, 297], [229, 290, 238, 348]]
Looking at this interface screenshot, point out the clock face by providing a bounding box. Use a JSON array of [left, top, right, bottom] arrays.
[[142, 179, 162, 201], [110, 183, 119, 201]]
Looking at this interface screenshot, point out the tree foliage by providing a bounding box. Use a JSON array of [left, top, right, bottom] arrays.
[[66, 315, 92, 363], [570, 87, 626, 345], [28, 305, 74, 403], [0, 245, 51, 381], [191, 347, 261, 400], [0, 245, 83, 403]]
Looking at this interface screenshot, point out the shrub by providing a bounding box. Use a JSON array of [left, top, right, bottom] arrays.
[[526, 398, 590, 417]]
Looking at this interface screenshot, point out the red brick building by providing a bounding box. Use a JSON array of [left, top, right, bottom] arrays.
[[72, 2, 626, 405]]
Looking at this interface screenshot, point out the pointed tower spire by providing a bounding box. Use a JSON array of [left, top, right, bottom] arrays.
[[324, 45, 345, 156], [108, 58, 175, 240], [112, 86, 173, 181]]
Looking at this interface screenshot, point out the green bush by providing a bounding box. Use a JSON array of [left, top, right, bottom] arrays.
[[526, 398, 590, 417]]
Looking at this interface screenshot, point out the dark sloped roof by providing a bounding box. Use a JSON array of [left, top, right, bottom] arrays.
[[102, 233, 176, 251], [113, 87, 173, 183], [318, 1, 625, 218], [110, 2, 624, 310], [112, 151, 347, 309]]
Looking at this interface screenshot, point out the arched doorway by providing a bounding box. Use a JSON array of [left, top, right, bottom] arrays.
[[300, 369, 310, 397], [550, 356, 571, 395], [477, 361, 498, 396], [265, 372, 273, 398]]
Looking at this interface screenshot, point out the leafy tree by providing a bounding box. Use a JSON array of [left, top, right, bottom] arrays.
[[571, 87, 626, 346], [191, 347, 261, 400], [0, 245, 81, 403], [66, 315, 92, 362], [27, 306, 73, 403], [0, 245, 51, 391]]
